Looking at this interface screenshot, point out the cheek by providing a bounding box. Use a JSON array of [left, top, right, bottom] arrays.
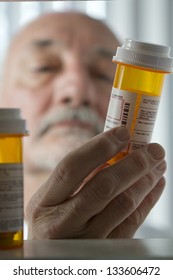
[[100, 95, 110, 119], [96, 85, 111, 119]]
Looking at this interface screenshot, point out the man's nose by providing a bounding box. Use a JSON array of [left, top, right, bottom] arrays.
[[52, 59, 97, 108]]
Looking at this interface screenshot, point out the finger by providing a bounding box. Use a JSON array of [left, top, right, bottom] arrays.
[[68, 144, 165, 225], [86, 160, 166, 237], [34, 126, 130, 206], [108, 176, 166, 238]]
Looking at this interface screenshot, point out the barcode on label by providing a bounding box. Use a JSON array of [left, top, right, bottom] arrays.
[[121, 102, 130, 127]]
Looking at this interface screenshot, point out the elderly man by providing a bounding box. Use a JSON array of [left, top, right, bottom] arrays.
[[0, 12, 166, 239]]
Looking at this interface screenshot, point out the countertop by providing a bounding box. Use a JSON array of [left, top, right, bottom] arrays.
[[0, 239, 173, 260]]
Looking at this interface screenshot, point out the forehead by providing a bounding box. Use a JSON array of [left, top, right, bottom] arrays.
[[16, 13, 117, 54]]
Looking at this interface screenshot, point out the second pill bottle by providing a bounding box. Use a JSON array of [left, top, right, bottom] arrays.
[[104, 38, 173, 163], [0, 109, 27, 249]]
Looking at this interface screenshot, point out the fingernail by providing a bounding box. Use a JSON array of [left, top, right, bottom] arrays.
[[115, 127, 130, 141], [147, 143, 165, 160]]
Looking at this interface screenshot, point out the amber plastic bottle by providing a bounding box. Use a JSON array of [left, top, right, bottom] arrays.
[[0, 109, 27, 249], [104, 38, 173, 163]]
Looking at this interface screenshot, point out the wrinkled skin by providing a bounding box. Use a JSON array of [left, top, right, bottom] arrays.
[[26, 127, 166, 239], [0, 12, 166, 239]]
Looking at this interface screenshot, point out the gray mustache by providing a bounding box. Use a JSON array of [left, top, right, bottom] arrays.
[[35, 107, 104, 138]]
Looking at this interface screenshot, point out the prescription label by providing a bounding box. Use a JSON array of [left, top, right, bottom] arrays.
[[129, 94, 160, 152], [104, 88, 160, 153], [0, 163, 23, 232], [104, 88, 137, 131]]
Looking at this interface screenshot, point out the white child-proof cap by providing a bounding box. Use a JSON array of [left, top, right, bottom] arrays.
[[114, 38, 173, 72], [0, 108, 28, 134]]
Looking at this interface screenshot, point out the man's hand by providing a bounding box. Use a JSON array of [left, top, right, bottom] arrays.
[[26, 127, 166, 239]]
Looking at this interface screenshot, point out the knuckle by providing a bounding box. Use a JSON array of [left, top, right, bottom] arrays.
[[91, 133, 115, 160], [42, 211, 64, 239], [143, 173, 155, 187], [65, 199, 84, 222], [127, 208, 145, 227], [146, 190, 157, 207], [34, 207, 67, 239], [90, 183, 111, 202], [53, 161, 68, 186], [26, 196, 41, 222], [100, 167, 122, 191], [26, 196, 64, 239], [117, 191, 137, 213], [131, 208, 145, 227], [131, 152, 148, 171], [54, 158, 79, 185], [91, 173, 116, 201]]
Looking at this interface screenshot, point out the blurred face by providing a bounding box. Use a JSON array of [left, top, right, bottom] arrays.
[[1, 12, 118, 172]]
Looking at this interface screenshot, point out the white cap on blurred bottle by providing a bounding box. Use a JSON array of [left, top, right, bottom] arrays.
[[0, 108, 28, 134]]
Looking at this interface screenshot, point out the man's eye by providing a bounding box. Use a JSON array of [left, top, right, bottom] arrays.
[[32, 65, 58, 73], [94, 72, 113, 83]]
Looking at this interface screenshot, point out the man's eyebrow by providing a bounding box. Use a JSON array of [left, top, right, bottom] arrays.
[[28, 40, 116, 59], [31, 39, 55, 48], [91, 47, 115, 59], [30, 39, 67, 49]]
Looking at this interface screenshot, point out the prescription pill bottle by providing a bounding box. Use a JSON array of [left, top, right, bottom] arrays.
[[0, 108, 27, 249], [104, 38, 173, 163]]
